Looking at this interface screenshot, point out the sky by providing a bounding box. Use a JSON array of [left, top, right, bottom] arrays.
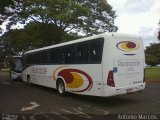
[[107, 0, 160, 47]]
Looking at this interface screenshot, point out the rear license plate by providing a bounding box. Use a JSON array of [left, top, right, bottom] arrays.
[[126, 88, 134, 93]]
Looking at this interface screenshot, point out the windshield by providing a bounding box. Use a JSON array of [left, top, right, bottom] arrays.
[[11, 58, 22, 72]]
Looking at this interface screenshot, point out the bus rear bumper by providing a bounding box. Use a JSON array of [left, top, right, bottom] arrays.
[[103, 83, 146, 97]]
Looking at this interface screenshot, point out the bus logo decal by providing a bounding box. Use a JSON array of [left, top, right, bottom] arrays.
[[116, 41, 140, 53], [53, 67, 93, 92]]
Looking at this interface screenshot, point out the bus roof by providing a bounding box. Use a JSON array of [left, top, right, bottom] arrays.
[[24, 32, 140, 55]]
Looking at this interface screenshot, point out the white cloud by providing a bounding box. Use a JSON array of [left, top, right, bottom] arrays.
[[125, 0, 154, 14], [0, 20, 10, 36], [107, 0, 160, 47], [107, 0, 126, 15], [138, 27, 158, 47]]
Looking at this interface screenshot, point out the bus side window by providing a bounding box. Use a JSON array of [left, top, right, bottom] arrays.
[[90, 40, 102, 63], [56, 49, 63, 64], [23, 55, 27, 68], [40, 51, 48, 64], [50, 49, 56, 63], [71, 46, 76, 63], [63, 47, 71, 64], [26, 54, 32, 65], [63, 46, 76, 64], [50, 48, 62, 64], [32, 53, 41, 64], [32, 53, 36, 64], [76, 43, 89, 63]]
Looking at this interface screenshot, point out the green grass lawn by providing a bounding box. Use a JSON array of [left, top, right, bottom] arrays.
[[145, 67, 160, 80]]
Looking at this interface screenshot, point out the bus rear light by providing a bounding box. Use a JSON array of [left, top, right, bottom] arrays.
[[107, 70, 115, 87]]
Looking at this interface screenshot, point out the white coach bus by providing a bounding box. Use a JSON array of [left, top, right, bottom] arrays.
[[10, 56, 22, 80], [22, 33, 145, 97]]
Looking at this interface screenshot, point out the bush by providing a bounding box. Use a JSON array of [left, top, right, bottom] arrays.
[[145, 54, 159, 66]]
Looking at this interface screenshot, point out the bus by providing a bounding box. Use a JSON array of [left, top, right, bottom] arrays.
[[10, 56, 22, 80], [22, 33, 145, 97]]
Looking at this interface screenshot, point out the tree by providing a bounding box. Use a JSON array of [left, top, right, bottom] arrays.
[[0, 0, 14, 25], [2, 0, 117, 37], [158, 19, 160, 40], [145, 54, 159, 66], [1, 0, 118, 56], [1, 0, 118, 62], [158, 31, 160, 40], [1, 22, 82, 54], [0, 0, 13, 13], [145, 43, 160, 66]]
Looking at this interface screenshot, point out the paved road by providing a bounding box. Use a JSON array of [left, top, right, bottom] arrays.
[[0, 72, 160, 119]]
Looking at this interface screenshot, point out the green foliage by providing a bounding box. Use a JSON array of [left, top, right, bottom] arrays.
[[0, 0, 13, 13], [2, 0, 118, 34], [145, 54, 159, 66], [158, 31, 160, 41], [0, 0, 13, 25], [0, 0, 118, 55], [145, 42, 160, 67], [145, 43, 160, 66], [1, 23, 82, 53], [158, 19, 160, 41]]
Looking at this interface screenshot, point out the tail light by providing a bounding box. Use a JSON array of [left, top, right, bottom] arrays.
[[143, 69, 145, 83], [107, 70, 115, 87]]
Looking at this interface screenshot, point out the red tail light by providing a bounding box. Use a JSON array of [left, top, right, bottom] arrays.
[[107, 70, 115, 87], [143, 69, 145, 83]]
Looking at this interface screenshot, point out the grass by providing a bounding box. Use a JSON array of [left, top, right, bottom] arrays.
[[0, 68, 10, 72], [145, 67, 160, 80], [0, 67, 160, 81]]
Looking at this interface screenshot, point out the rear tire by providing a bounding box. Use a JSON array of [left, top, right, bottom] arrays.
[[57, 80, 65, 96]]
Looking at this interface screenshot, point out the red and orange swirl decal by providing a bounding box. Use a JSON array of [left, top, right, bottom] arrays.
[[116, 41, 140, 52], [53, 67, 93, 92]]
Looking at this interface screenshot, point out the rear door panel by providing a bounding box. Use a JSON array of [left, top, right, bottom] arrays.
[[111, 37, 145, 88]]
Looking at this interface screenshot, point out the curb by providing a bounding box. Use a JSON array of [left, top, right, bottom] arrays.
[[146, 80, 160, 83]]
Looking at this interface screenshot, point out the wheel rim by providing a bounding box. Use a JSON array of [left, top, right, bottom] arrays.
[[58, 82, 64, 94]]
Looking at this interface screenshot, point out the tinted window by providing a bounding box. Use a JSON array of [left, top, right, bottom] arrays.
[[40, 51, 48, 64], [63, 46, 76, 64], [26, 54, 32, 64], [89, 39, 103, 63], [76, 43, 89, 63], [50, 48, 62, 64], [24, 37, 104, 65], [32, 53, 40, 64]]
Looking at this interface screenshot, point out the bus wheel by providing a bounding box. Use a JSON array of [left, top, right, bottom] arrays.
[[57, 80, 65, 96], [27, 75, 31, 86]]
